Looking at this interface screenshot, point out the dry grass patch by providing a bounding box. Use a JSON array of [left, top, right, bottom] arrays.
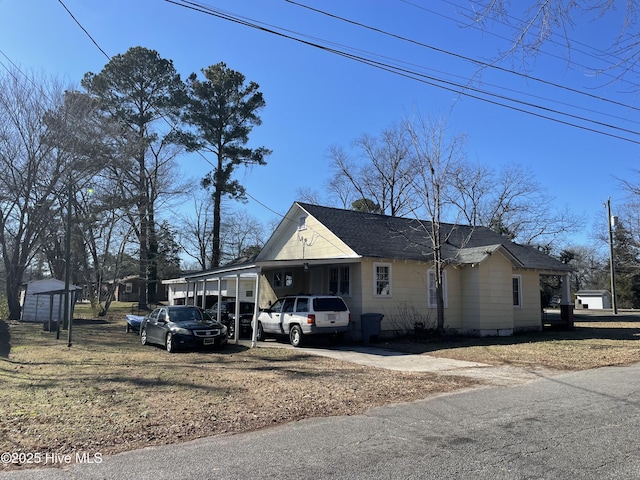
[[0, 317, 475, 471], [384, 312, 640, 370]]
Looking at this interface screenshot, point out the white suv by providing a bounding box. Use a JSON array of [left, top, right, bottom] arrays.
[[255, 295, 350, 347]]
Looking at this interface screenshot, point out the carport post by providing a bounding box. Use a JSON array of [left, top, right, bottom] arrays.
[[251, 272, 261, 348], [201, 279, 207, 309], [234, 274, 240, 344]]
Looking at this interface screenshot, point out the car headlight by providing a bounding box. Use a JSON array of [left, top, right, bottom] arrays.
[[172, 327, 192, 336]]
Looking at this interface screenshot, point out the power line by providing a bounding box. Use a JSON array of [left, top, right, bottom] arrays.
[[57, 0, 111, 61], [287, 0, 640, 114], [415, 0, 640, 90], [165, 0, 640, 145]]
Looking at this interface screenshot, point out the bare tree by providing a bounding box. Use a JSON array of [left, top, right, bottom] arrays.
[[219, 210, 267, 265], [479, 164, 580, 249], [178, 193, 267, 268], [178, 192, 216, 270], [0, 70, 72, 319], [468, 1, 640, 82], [452, 161, 581, 250], [404, 113, 469, 330], [327, 122, 418, 217]]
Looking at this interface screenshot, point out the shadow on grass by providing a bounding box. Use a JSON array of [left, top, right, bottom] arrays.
[[0, 320, 10, 358]]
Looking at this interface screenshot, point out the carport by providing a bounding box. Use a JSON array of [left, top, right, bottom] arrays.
[[177, 264, 262, 347]]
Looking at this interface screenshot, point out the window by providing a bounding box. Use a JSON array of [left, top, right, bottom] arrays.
[[329, 266, 350, 295], [295, 297, 309, 312], [512, 276, 522, 307], [282, 298, 295, 313], [285, 273, 294, 287], [298, 215, 307, 230], [273, 271, 293, 288], [125, 283, 132, 293], [374, 263, 391, 296], [427, 270, 448, 308]]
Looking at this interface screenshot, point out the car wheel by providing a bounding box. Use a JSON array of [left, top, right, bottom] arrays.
[[166, 333, 176, 353], [256, 321, 265, 341], [289, 325, 304, 347], [140, 328, 148, 346], [126, 323, 130, 333]]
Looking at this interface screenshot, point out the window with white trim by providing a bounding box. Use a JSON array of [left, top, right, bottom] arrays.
[[427, 269, 448, 308], [329, 266, 350, 296], [298, 215, 307, 230], [374, 263, 391, 296], [512, 276, 522, 307]]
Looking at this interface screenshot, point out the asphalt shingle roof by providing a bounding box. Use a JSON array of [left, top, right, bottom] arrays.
[[297, 202, 572, 272]]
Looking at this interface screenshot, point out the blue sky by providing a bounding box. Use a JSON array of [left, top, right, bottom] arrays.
[[1, 0, 638, 249]]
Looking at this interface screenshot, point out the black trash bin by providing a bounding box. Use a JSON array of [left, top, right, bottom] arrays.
[[361, 313, 384, 343]]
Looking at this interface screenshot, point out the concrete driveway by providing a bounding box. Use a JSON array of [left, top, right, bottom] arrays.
[[241, 339, 556, 386]]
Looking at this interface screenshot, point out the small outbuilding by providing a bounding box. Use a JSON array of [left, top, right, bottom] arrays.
[[575, 290, 612, 310], [20, 279, 82, 323]]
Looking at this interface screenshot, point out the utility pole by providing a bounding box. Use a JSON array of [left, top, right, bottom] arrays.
[[64, 177, 73, 347], [606, 198, 618, 315]]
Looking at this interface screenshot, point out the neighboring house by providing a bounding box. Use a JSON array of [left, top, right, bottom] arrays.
[[164, 202, 574, 338], [164, 272, 257, 308], [575, 290, 612, 310], [106, 275, 168, 303], [20, 278, 82, 323]]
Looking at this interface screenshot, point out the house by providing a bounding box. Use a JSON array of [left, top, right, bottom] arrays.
[[575, 290, 612, 310], [20, 278, 82, 323], [164, 202, 574, 339], [105, 275, 168, 303]]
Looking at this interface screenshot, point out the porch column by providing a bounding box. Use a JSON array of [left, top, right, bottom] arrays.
[[560, 273, 574, 328]]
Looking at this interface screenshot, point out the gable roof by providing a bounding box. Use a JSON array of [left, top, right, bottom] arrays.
[[296, 202, 572, 273]]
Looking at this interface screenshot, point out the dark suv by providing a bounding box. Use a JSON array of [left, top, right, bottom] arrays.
[[206, 301, 255, 338]]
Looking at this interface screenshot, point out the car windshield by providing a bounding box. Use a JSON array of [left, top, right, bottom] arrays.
[[169, 308, 206, 322], [313, 297, 348, 312]]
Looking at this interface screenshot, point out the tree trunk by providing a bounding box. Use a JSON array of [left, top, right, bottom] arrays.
[[5, 273, 23, 320], [211, 152, 223, 268], [138, 153, 149, 311], [147, 205, 158, 305]]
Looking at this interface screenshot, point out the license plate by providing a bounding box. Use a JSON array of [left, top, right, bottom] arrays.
[[203, 338, 215, 345]]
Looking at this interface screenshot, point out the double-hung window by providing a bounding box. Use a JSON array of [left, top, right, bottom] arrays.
[[427, 269, 448, 308], [512, 276, 522, 307], [374, 263, 391, 296]]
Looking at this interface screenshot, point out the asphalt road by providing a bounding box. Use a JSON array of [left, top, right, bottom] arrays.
[[2, 363, 640, 479]]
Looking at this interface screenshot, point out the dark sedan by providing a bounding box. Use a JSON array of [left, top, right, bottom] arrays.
[[140, 305, 227, 353]]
